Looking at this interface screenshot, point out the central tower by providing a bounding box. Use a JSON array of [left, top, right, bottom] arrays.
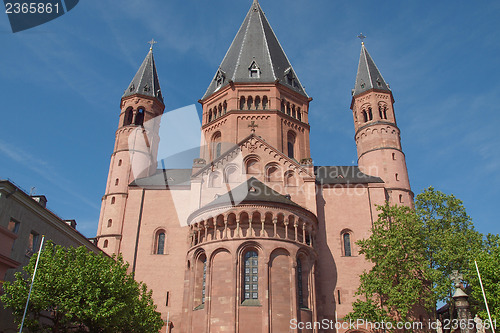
[[199, 0, 312, 164]]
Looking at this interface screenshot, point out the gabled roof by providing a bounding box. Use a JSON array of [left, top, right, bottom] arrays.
[[122, 48, 164, 104], [205, 177, 302, 209], [353, 44, 391, 97], [314, 166, 384, 185], [202, 0, 308, 100]]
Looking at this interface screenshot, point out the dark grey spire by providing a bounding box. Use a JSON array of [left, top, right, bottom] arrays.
[[353, 44, 390, 97], [202, 1, 308, 100], [122, 48, 163, 104]]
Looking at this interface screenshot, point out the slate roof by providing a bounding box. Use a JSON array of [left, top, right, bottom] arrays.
[[122, 48, 164, 104], [205, 177, 302, 209], [353, 44, 391, 97], [314, 166, 383, 185], [202, 0, 308, 100], [130, 169, 192, 187]]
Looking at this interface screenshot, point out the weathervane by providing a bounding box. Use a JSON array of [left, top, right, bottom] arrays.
[[357, 33, 366, 45], [148, 38, 157, 51]]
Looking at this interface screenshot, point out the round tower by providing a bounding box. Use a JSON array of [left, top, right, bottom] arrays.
[[351, 42, 413, 205], [96, 45, 165, 255]]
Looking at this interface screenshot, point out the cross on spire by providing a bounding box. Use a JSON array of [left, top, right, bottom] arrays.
[[450, 270, 463, 287], [148, 38, 157, 51], [357, 33, 366, 45], [248, 121, 258, 133]]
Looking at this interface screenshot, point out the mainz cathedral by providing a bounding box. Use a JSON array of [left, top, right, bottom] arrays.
[[95, 1, 413, 332]]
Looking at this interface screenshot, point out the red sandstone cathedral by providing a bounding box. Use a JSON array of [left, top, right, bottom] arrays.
[[95, 1, 412, 332]]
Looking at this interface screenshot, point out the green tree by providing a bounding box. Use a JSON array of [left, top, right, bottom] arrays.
[[466, 234, 500, 323], [415, 187, 483, 315], [345, 203, 433, 331], [1, 242, 164, 332]]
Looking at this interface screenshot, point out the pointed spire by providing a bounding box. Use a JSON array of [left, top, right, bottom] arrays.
[[202, 1, 308, 100], [122, 45, 163, 104], [353, 43, 390, 97]]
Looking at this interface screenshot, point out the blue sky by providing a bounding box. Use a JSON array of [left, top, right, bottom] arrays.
[[1, 0, 499, 238]]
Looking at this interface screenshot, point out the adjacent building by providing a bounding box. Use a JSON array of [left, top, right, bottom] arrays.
[[0, 180, 101, 333]]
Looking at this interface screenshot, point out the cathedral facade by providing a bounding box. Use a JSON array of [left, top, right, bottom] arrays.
[[95, 1, 412, 332]]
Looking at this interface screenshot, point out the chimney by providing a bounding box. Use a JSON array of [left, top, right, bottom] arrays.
[[64, 219, 77, 229], [31, 195, 47, 208]]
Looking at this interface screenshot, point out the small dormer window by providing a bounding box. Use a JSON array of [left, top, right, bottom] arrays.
[[249, 61, 260, 78], [376, 78, 382, 87], [215, 69, 226, 90], [284, 67, 295, 86], [143, 84, 150, 92], [129, 84, 135, 92]]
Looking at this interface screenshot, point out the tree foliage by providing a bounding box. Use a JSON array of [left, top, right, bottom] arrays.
[[1, 242, 164, 332], [465, 234, 500, 323], [415, 187, 483, 308], [345, 203, 433, 330]]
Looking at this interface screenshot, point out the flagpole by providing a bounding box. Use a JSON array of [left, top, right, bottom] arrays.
[[475, 260, 495, 333], [19, 235, 45, 333]]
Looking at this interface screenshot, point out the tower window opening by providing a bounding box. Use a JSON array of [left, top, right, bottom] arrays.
[[240, 97, 246, 110], [250, 68, 260, 78], [208, 109, 212, 122], [395, 173, 399, 181], [223, 101, 227, 113], [343, 232, 352, 256], [362, 110, 368, 123], [262, 96, 268, 110], [337, 290, 341, 304], [218, 104, 222, 117], [392, 153, 396, 160], [124, 107, 133, 126], [243, 251, 258, 301], [201, 257, 207, 304], [292, 105, 296, 118], [255, 96, 261, 110], [166, 291, 170, 306], [281, 100, 286, 112], [247, 96, 253, 110], [135, 108, 145, 126], [287, 131, 296, 160], [286, 102, 291, 115], [216, 143, 222, 158], [107, 219, 112, 228], [118, 159, 122, 166], [103, 240, 108, 248], [297, 107, 302, 121], [115, 178, 119, 186], [399, 194, 403, 203], [111, 197, 115, 204], [297, 258, 304, 308], [368, 107, 373, 121], [287, 142, 294, 160], [383, 107, 388, 119], [379, 106, 384, 119]]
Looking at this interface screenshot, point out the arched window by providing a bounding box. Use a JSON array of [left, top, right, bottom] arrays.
[[246, 158, 260, 174], [118, 159, 122, 166], [156, 232, 166, 254], [262, 96, 268, 110], [209, 171, 222, 188], [255, 96, 261, 110], [194, 254, 207, 307], [218, 104, 222, 117], [247, 96, 253, 110], [240, 97, 246, 110], [111, 197, 115, 204], [115, 178, 119, 186], [292, 105, 296, 118], [243, 251, 258, 301], [362, 110, 368, 123], [103, 240, 108, 248], [135, 108, 145, 126], [223, 101, 227, 114], [383, 106, 388, 119], [287, 131, 296, 159], [225, 165, 238, 183], [286, 102, 291, 115], [216, 143, 222, 158], [212, 132, 221, 159], [124, 107, 133, 126], [343, 233, 352, 256], [297, 107, 302, 121], [368, 107, 373, 121], [266, 165, 281, 182], [201, 257, 207, 304], [208, 109, 212, 123], [107, 219, 112, 228], [379, 105, 384, 119], [297, 258, 304, 308], [285, 171, 297, 187], [399, 194, 403, 203], [395, 173, 399, 181], [281, 100, 286, 113]]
